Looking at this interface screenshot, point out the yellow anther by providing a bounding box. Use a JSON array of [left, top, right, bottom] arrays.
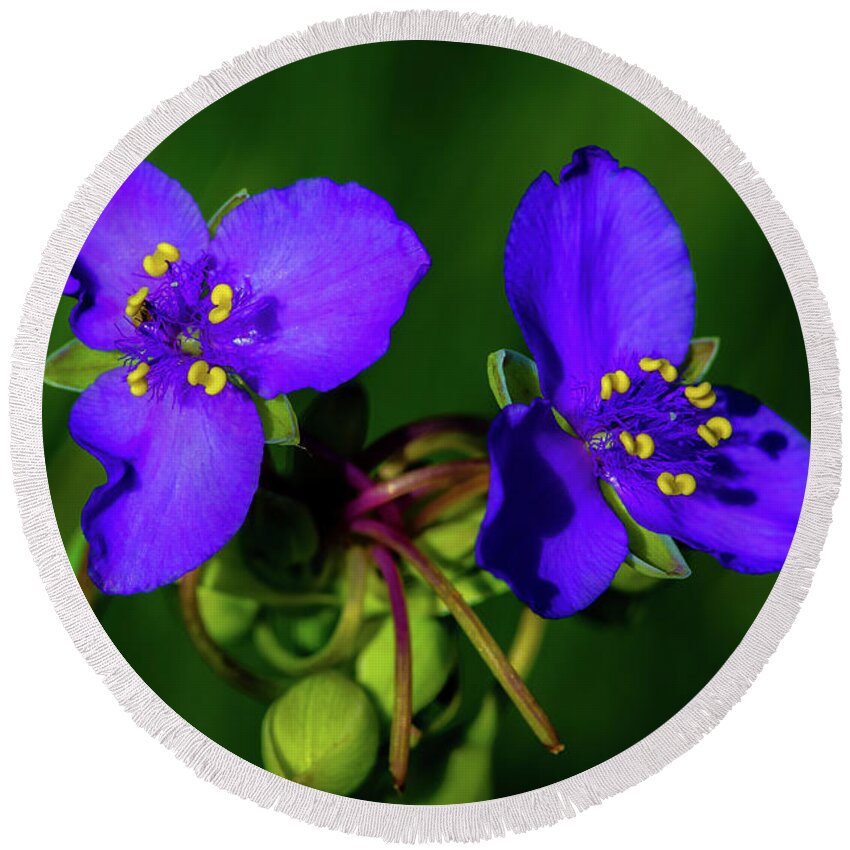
[[707, 416, 733, 439], [156, 242, 180, 262], [187, 360, 209, 386], [698, 416, 733, 447], [600, 369, 630, 401], [204, 366, 227, 396], [619, 431, 655, 459], [124, 286, 150, 318], [208, 283, 234, 325], [657, 471, 697, 496], [697, 424, 719, 448], [142, 241, 180, 278], [634, 433, 655, 459], [639, 356, 678, 383], [187, 359, 227, 396], [126, 362, 150, 397], [684, 381, 717, 409]]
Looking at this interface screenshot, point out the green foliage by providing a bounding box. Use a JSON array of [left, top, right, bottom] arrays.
[[44, 339, 120, 392], [261, 672, 379, 795], [356, 615, 457, 718]]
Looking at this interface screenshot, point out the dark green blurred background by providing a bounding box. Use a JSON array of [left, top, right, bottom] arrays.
[[43, 42, 809, 801]]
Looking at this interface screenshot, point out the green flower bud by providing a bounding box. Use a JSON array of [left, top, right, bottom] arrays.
[[261, 672, 379, 796], [356, 616, 456, 718], [197, 587, 259, 644]]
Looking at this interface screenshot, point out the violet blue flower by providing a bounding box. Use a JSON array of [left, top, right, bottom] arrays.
[[65, 162, 430, 594], [476, 147, 809, 618]]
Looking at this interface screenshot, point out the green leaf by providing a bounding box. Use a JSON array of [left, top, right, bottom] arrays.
[[679, 337, 720, 384], [254, 393, 300, 445], [600, 481, 691, 579], [487, 349, 541, 408], [207, 188, 249, 237], [44, 339, 121, 392], [261, 671, 379, 795], [356, 615, 457, 718]]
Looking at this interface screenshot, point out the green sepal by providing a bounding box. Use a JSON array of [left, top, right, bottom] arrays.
[[44, 339, 121, 392], [679, 337, 720, 384], [600, 480, 691, 579], [486, 349, 541, 408], [252, 392, 300, 445], [356, 615, 457, 719], [207, 188, 249, 237], [261, 672, 379, 796]]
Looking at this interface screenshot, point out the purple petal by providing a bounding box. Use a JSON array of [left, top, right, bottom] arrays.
[[69, 162, 209, 350], [208, 178, 430, 397], [505, 147, 695, 425], [616, 387, 809, 573], [476, 399, 628, 617], [69, 369, 263, 593]]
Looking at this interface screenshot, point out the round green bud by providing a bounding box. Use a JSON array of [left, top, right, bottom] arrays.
[[197, 587, 259, 644], [261, 672, 379, 796], [356, 615, 457, 718]]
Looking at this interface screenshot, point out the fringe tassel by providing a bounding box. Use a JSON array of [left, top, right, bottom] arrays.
[[8, 10, 841, 843]]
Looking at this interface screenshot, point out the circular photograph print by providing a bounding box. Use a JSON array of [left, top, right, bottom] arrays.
[[42, 40, 810, 805]]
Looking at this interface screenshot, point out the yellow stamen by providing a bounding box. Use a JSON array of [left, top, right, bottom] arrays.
[[187, 359, 227, 396], [600, 369, 630, 401], [208, 283, 234, 325], [619, 431, 655, 459], [707, 416, 733, 439], [697, 424, 719, 448], [634, 433, 655, 459], [639, 356, 678, 382], [698, 415, 733, 447], [126, 362, 150, 397], [657, 471, 697, 496], [124, 286, 149, 319], [684, 381, 716, 409], [142, 241, 180, 278]]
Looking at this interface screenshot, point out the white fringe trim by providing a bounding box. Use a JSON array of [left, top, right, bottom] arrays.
[[8, 10, 841, 843]]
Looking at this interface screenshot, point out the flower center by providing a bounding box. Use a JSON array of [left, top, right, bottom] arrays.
[[117, 243, 236, 398], [578, 356, 733, 497]]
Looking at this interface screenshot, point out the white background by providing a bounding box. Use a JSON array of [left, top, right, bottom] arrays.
[[2, 1, 848, 847]]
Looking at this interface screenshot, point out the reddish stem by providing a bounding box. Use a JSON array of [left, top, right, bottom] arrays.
[[410, 471, 490, 533], [343, 459, 488, 523], [350, 518, 563, 754], [370, 545, 413, 791]]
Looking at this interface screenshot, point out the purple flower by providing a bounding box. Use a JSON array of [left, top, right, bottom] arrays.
[[65, 162, 430, 594], [476, 147, 809, 618]]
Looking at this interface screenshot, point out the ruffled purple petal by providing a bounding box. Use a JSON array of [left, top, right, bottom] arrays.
[[505, 147, 695, 425], [68, 162, 209, 350], [616, 387, 809, 573], [69, 369, 263, 594], [476, 399, 628, 618], [207, 178, 430, 398]]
